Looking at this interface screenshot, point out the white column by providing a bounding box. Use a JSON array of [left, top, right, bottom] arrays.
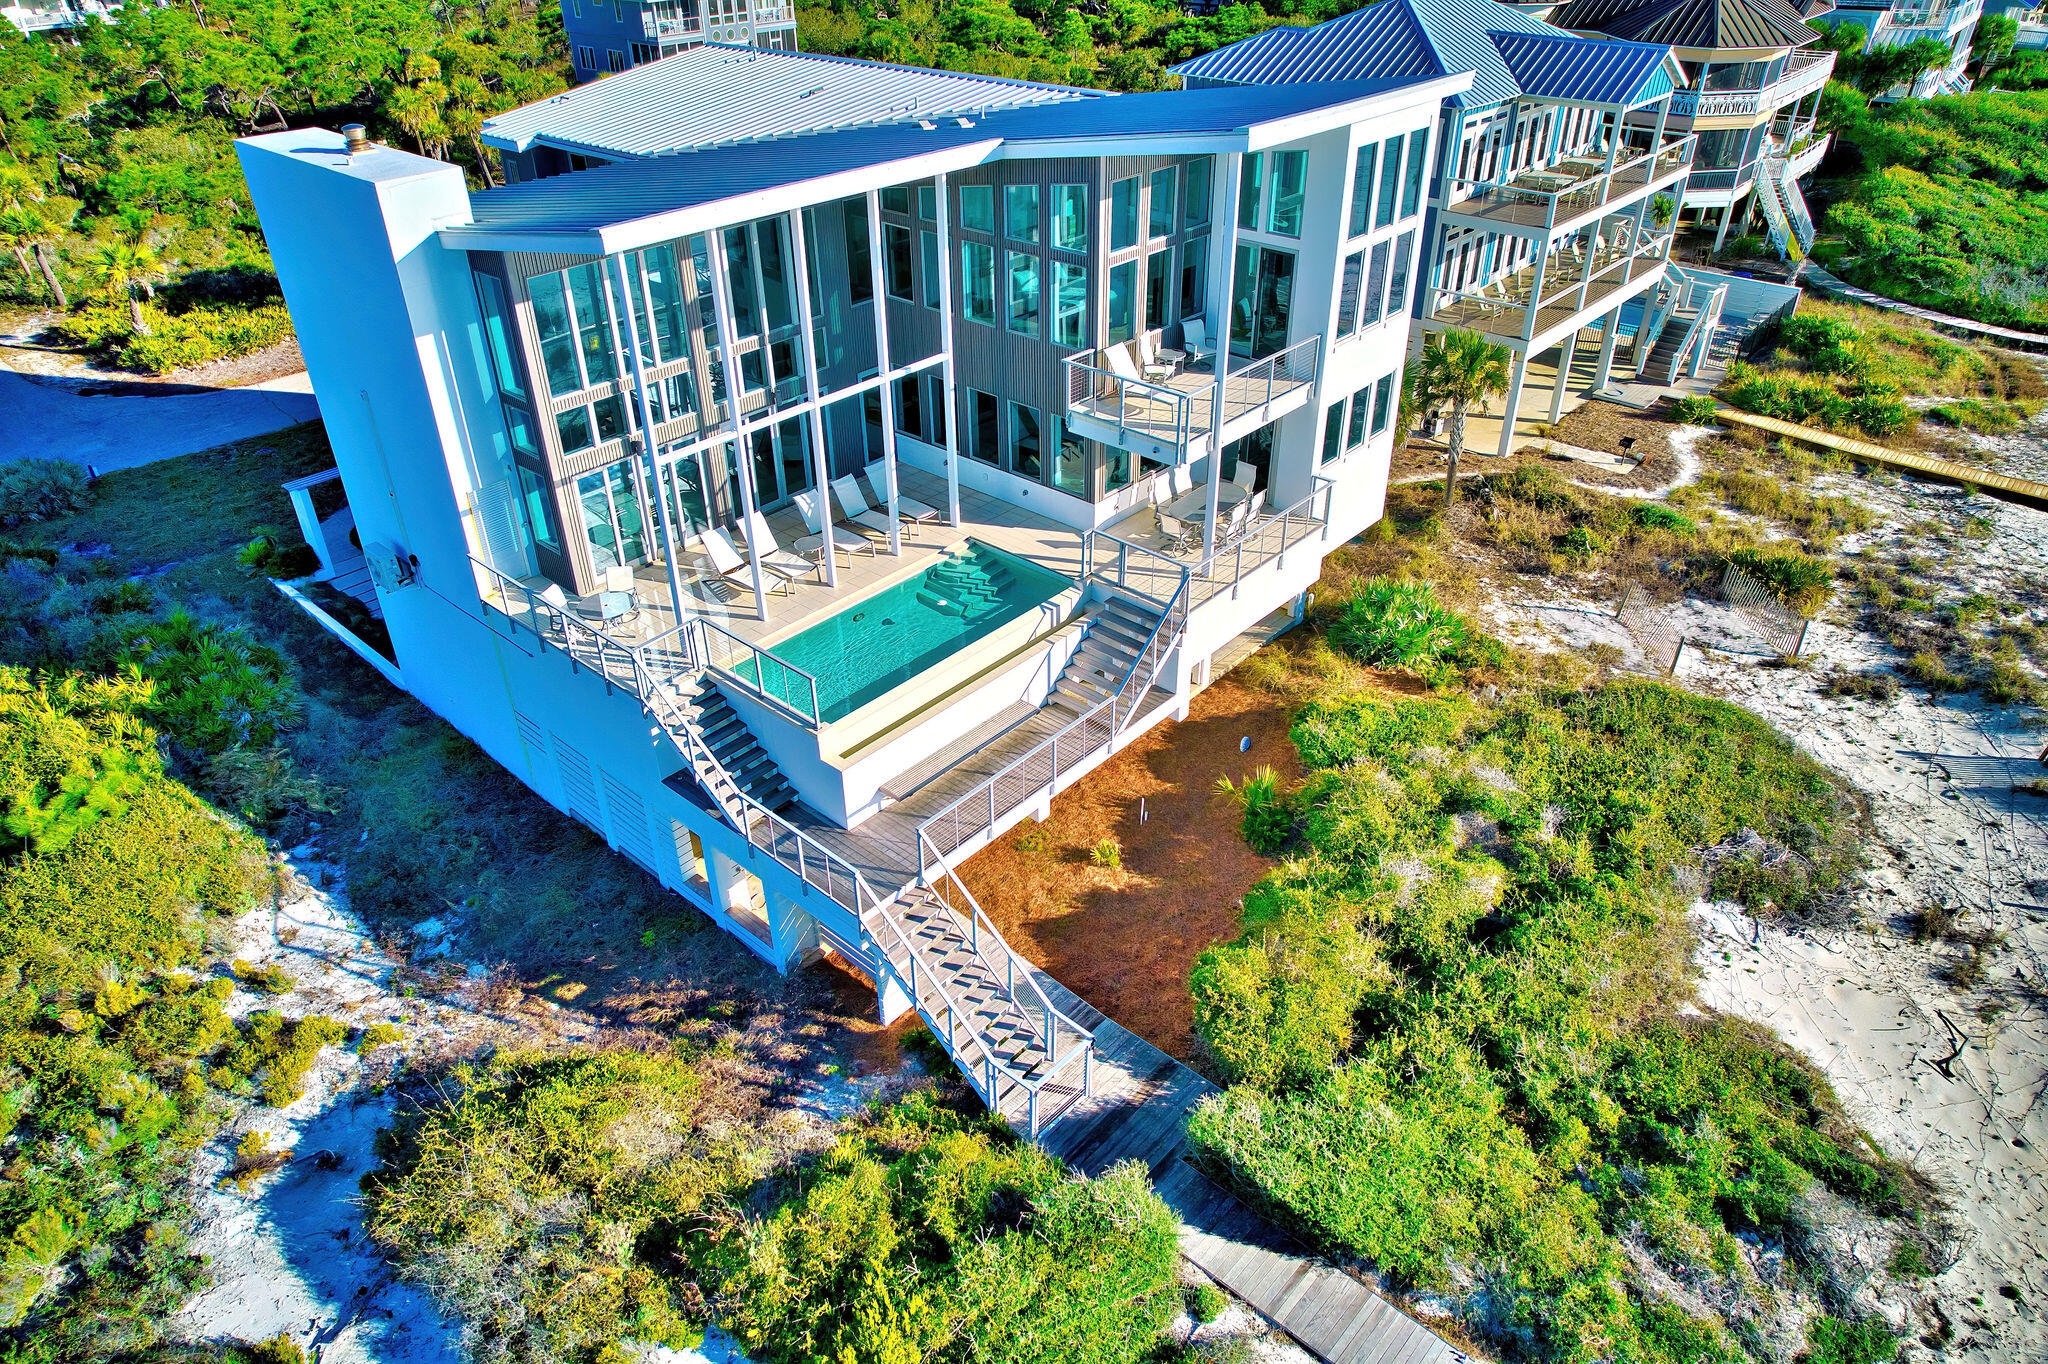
[[934, 171, 962, 525], [863, 190, 902, 555], [610, 252, 689, 626], [1549, 332, 1577, 424], [1495, 349, 1529, 459], [1592, 305, 1622, 393], [786, 208, 837, 588], [1203, 150, 1243, 562], [704, 228, 770, 620]]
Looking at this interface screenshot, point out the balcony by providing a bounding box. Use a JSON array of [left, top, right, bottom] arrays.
[[1062, 336, 1320, 466], [1880, 0, 1980, 36], [1669, 48, 1835, 120], [1440, 135, 1694, 236], [1426, 238, 1673, 350], [643, 11, 703, 37]]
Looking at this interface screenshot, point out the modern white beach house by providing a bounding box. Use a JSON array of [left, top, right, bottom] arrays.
[[239, 0, 1734, 1135]]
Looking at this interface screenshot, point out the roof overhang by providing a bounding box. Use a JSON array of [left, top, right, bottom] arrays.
[[440, 138, 1002, 257]]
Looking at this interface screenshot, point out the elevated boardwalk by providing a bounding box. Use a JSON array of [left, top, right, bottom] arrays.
[[1802, 265, 2048, 353], [1714, 407, 2048, 509], [1027, 967, 1465, 1364]]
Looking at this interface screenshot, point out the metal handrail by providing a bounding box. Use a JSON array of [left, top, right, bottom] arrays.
[[1446, 134, 1695, 230], [1183, 474, 1333, 609], [1063, 336, 1320, 452], [1064, 352, 1198, 452], [1079, 527, 1189, 608], [692, 615, 822, 727]]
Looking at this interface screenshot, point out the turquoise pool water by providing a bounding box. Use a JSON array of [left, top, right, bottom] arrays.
[[742, 541, 1072, 723]]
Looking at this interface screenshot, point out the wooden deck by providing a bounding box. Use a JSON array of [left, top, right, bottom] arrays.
[[1715, 407, 2048, 509], [1427, 251, 1668, 349]]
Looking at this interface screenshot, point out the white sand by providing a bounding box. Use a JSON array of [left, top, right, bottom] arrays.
[[1465, 457, 2048, 1356]]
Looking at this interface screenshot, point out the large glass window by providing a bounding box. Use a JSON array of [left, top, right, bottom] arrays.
[[1376, 135, 1402, 229], [1149, 166, 1177, 238], [1229, 244, 1294, 359], [962, 241, 996, 325], [1347, 384, 1370, 449], [567, 263, 615, 384], [1006, 251, 1041, 337], [894, 375, 923, 441], [968, 388, 999, 465], [557, 405, 593, 453], [517, 466, 559, 550], [1005, 184, 1040, 242], [1361, 239, 1391, 328], [529, 273, 581, 394], [1336, 249, 1362, 336], [960, 184, 995, 233], [1185, 156, 1213, 228], [919, 184, 936, 220], [756, 217, 794, 332], [1106, 260, 1136, 344], [884, 224, 914, 300], [505, 404, 537, 455], [1238, 154, 1263, 232], [1054, 261, 1088, 348], [1371, 373, 1394, 436], [1009, 402, 1041, 478], [1145, 249, 1171, 330], [639, 244, 686, 363], [1052, 417, 1087, 496], [1321, 402, 1345, 464], [474, 273, 524, 400], [1386, 231, 1415, 319], [843, 206, 872, 304], [882, 185, 911, 215], [1110, 177, 1139, 251], [722, 227, 760, 337], [1402, 133, 1429, 218], [1052, 184, 1087, 251], [1347, 143, 1377, 239], [921, 230, 941, 308], [1268, 150, 1307, 237], [593, 394, 626, 443], [1180, 235, 1206, 321]]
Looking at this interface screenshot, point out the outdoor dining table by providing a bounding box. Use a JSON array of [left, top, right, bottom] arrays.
[[1555, 159, 1607, 180], [1163, 482, 1250, 525]]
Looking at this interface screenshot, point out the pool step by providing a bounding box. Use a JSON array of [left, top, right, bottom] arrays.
[[919, 556, 1016, 617]]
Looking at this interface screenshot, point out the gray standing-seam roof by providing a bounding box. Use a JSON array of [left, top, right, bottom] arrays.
[[1549, 0, 1819, 50], [448, 75, 1463, 254], [481, 44, 1096, 159], [1488, 30, 1678, 104], [1171, 0, 1679, 110]]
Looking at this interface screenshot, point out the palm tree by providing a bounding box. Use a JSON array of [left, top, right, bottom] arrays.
[[1416, 328, 1513, 511], [88, 240, 159, 335], [0, 204, 66, 309]]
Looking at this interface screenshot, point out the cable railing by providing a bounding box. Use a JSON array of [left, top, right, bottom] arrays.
[[468, 555, 824, 729], [1444, 134, 1695, 232], [1062, 335, 1320, 455]]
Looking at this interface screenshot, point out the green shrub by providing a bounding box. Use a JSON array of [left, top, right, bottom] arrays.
[[1668, 395, 1718, 425], [216, 1011, 346, 1107], [1186, 1281, 1228, 1324], [1728, 547, 1835, 617], [1886, 1239, 1931, 1277], [52, 301, 295, 376], [1631, 503, 1696, 534], [1926, 398, 2024, 433], [1329, 579, 1467, 670], [230, 957, 293, 994], [1781, 315, 1863, 361], [0, 459, 92, 524], [1214, 766, 1295, 854], [1802, 1316, 1897, 1364], [124, 609, 303, 756], [1904, 650, 1968, 693], [1092, 837, 1122, 869]]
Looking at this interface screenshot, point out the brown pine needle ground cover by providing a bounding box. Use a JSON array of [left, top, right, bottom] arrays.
[[956, 674, 1304, 1062]]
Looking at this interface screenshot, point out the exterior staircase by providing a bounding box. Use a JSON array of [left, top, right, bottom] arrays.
[[1049, 593, 1163, 718], [1756, 156, 1816, 262], [674, 680, 798, 815]]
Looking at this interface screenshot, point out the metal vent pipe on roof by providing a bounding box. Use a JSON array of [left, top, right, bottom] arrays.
[[342, 124, 370, 156]]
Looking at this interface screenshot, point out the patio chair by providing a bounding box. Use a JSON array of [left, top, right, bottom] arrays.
[[597, 566, 639, 625], [1101, 342, 1147, 388], [792, 487, 881, 558], [536, 581, 571, 637], [702, 525, 797, 597], [830, 475, 908, 540], [862, 464, 943, 530], [1221, 498, 1252, 545], [1181, 318, 1217, 368], [742, 510, 824, 585], [1228, 462, 1257, 493], [1136, 334, 1176, 384], [1156, 509, 1199, 555]]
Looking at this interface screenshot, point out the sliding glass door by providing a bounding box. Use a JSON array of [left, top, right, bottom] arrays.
[[1230, 244, 1295, 359]]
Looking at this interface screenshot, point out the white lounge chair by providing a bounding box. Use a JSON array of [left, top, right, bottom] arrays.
[[742, 510, 823, 584], [862, 464, 943, 531], [1182, 318, 1216, 368], [1102, 342, 1144, 389], [702, 525, 796, 596], [830, 475, 906, 540], [792, 488, 880, 559]]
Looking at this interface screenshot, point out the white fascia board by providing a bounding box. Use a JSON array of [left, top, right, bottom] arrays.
[[998, 133, 1246, 159], [1243, 73, 1473, 150]]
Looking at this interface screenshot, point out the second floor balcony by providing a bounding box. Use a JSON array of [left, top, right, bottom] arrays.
[[1425, 222, 1674, 350], [644, 11, 704, 36], [1061, 336, 1321, 467], [1669, 48, 1835, 119], [1442, 134, 1694, 237]]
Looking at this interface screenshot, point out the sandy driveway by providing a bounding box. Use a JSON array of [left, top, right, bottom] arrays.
[[0, 369, 319, 472]]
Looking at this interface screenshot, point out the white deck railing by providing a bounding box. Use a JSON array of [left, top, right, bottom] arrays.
[[1063, 334, 1321, 453]]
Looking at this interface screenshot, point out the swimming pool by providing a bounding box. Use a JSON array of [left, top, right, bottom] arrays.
[[739, 541, 1073, 723]]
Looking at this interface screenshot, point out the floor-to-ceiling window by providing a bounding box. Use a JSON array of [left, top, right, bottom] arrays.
[[1230, 245, 1295, 359]]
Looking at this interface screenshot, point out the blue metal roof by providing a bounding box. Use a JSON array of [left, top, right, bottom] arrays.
[[449, 76, 1456, 252], [1172, 0, 1678, 110], [1488, 30, 1677, 104]]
